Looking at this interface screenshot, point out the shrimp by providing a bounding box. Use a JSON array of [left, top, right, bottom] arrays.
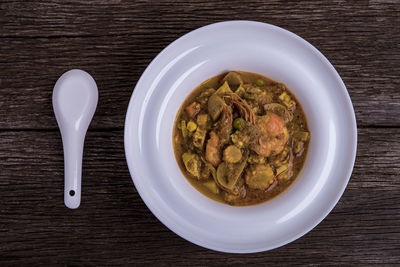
[[251, 112, 288, 157]]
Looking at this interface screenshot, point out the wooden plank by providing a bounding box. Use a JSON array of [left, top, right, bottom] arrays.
[[1, 1, 399, 38], [0, 128, 399, 264], [0, 36, 152, 130], [0, 34, 399, 129], [0, 1, 399, 129]]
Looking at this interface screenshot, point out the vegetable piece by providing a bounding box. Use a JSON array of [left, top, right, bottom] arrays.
[[174, 133, 181, 144], [208, 94, 224, 121], [247, 154, 265, 164], [205, 131, 221, 167], [245, 164, 275, 190], [243, 85, 263, 100], [202, 157, 218, 182], [233, 117, 246, 130], [196, 114, 208, 129], [243, 84, 273, 105], [286, 100, 296, 109], [222, 71, 243, 90], [282, 151, 290, 163], [276, 164, 288, 175], [235, 84, 246, 97], [216, 162, 230, 188], [223, 145, 242, 164], [264, 103, 293, 123], [278, 92, 296, 109], [273, 147, 290, 166], [294, 141, 303, 154], [277, 168, 292, 181], [215, 81, 233, 95], [216, 151, 248, 193], [230, 131, 249, 148], [187, 121, 197, 132], [185, 102, 201, 118], [279, 92, 291, 102], [297, 131, 310, 142], [181, 120, 188, 138], [200, 164, 211, 180], [193, 128, 207, 149], [256, 79, 265, 86], [182, 153, 201, 178], [223, 185, 246, 204], [203, 181, 219, 194], [197, 88, 216, 105]]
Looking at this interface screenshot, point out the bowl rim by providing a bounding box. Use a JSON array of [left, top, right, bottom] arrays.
[[124, 20, 357, 253]]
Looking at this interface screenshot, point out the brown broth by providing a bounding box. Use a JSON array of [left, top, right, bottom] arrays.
[[173, 71, 309, 206]]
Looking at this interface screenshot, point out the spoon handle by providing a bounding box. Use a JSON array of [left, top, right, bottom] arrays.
[[62, 130, 85, 209]]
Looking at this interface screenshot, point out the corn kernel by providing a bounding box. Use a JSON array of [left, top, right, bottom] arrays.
[[187, 121, 197, 132]]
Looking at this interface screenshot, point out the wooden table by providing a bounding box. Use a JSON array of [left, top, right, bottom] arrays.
[[1, 1, 399, 265]]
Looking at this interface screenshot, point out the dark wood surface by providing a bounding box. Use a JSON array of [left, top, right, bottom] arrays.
[[1, 0, 399, 265]]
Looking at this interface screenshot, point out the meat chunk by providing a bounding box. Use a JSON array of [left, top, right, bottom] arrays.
[[185, 102, 201, 118], [205, 131, 221, 167]]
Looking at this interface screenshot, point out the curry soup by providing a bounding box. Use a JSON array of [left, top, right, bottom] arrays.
[[173, 71, 309, 206]]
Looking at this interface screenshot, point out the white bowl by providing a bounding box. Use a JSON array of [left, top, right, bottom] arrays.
[[124, 21, 357, 253]]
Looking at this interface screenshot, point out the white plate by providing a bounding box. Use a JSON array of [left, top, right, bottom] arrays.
[[124, 21, 357, 253]]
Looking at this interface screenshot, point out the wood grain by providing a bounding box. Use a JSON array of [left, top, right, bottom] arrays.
[[1, 1, 399, 38], [0, 1, 399, 129], [0, 128, 399, 265], [0, 0, 399, 265]]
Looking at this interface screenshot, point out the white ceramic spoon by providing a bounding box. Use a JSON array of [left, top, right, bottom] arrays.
[[53, 69, 98, 209]]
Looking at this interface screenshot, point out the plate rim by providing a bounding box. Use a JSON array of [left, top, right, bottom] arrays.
[[124, 20, 358, 253]]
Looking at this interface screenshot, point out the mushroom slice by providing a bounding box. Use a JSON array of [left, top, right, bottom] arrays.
[[216, 151, 248, 193]]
